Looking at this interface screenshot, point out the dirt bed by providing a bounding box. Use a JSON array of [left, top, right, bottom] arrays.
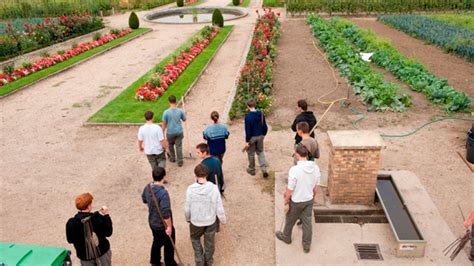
[[270, 18, 473, 238], [349, 17, 474, 96]]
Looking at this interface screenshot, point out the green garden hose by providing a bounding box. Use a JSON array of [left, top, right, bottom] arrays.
[[344, 100, 474, 138]]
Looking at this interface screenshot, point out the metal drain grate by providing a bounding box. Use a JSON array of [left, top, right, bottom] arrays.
[[354, 244, 383, 260]]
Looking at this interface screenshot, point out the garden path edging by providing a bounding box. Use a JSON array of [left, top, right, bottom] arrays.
[[221, 26, 254, 124]]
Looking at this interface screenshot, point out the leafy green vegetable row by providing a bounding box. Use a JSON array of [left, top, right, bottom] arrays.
[[307, 14, 411, 112], [287, 0, 472, 16], [329, 17, 471, 113], [379, 15, 474, 62]]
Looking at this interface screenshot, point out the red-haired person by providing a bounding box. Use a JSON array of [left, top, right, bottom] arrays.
[[66, 193, 113, 265]]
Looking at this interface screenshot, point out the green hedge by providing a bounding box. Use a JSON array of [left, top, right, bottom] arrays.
[[287, 0, 473, 15]]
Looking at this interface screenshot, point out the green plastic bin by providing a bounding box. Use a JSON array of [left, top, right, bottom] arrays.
[[0, 242, 70, 266]]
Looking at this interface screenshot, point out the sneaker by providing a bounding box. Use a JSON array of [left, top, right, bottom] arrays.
[[247, 168, 256, 176], [275, 231, 291, 244], [297, 220, 302, 226], [169, 158, 176, 163], [178, 162, 183, 167], [263, 172, 269, 178]]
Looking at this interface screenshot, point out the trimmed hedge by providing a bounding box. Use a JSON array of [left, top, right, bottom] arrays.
[[129, 12, 139, 29]]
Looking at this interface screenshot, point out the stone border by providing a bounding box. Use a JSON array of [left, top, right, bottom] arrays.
[[221, 26, 255, 124], [0, 29, 152, 100], [143, 6, 248, 24], [83, 26, 234, 127]]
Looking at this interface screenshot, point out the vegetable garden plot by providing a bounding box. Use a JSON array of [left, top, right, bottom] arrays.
[[307, 15, 411, 112], [286, 0, 472, 16], [329, 17, 471, 113], [379, 15, 474, 62], [428, 13, 474, 32]]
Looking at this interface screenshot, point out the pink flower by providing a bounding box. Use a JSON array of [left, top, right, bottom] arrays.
[[7, 22, 11, 27]]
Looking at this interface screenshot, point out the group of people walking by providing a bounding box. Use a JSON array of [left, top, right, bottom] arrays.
[[66, 97, 323, 265]]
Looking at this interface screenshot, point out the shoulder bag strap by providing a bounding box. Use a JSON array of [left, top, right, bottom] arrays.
[[147, 184, 167, 230]]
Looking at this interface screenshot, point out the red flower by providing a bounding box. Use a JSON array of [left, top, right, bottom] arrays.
[[3, 29, 8, 33], [277, 12, 280, 16], [7, 22, 11, 27]]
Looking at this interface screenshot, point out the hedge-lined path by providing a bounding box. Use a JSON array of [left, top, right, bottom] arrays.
[[349, 17, 474, 96], [270, 18, 472, 242], [0, 1, 285, 266]]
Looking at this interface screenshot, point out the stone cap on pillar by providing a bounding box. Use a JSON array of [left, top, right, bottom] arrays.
[[327, 130, 385, 150]]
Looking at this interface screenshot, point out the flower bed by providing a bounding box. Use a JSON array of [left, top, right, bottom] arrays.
[[88, 26, 233, 124], [0, 28, 132, 88], [0, 28, 149, 97], [307, 15, 411, 112], [329, 17, 471, 113], [229, 8, 281, 119], [135, 26, 220, 101], [0, 14, 104, 61], [379, 15, 474, 62]]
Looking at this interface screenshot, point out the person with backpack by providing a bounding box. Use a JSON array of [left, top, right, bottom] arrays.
[[243, 99, 269, 178], [66, 193, 113, 266], [142, 167, 177, 266], [185, 164, 227, 266], [203, 111, 230, 165]]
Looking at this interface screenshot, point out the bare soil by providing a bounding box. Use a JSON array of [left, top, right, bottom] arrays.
[[270, 19, 473, 239], [349, 17, 474, 96]]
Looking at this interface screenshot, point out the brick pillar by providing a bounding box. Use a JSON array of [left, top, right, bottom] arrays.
[[327, 131, 385, 205]]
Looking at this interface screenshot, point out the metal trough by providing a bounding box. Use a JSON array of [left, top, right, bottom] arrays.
[[376, 175, 427, 257]]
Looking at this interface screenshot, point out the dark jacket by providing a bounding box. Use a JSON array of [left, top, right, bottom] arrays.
[[203, 123, 230, 156], [202, 157, 225, 192], [291, 111, 317, 144], [66, 212, 113, 261], [244, 110, 268, 143], [142, 184, 172, 231]]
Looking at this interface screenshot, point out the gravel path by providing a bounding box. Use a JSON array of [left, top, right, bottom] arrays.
[[0, 1, 282, 265]]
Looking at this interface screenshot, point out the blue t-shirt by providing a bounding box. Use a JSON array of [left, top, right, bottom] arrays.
[[162, 108, 186, 135]]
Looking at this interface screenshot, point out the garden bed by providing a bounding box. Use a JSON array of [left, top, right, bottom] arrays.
[[1, 15, 104, 62], [0, 28, 151, 98], [328, 17, 471, 113], [229, 9, 281, 119], [87, 25, 233, 124], [379, 15, 474, 62], [307, 15, 411, 112]]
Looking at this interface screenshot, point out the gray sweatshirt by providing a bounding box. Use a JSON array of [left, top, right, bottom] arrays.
[[185, 181, 227, 227]]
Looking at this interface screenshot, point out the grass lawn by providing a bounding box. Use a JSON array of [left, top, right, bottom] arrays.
[[88, 25, 234, 124], [0, 28, 151, 97], [227, 0, 251, 7], [263, 0, 284, 7]]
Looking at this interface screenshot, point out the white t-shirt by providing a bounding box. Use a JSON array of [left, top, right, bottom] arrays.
[[137, 123, 164, 155], [288, 160, 320, 203]]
